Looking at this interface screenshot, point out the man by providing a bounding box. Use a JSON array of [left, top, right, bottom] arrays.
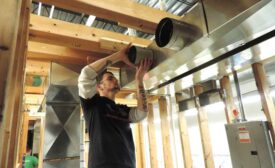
[[78, 44, 152, 168]]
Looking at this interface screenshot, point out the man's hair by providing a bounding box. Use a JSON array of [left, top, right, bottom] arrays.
[[96, 70, 115, 84]]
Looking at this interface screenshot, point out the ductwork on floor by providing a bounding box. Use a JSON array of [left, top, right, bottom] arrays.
[[120, 0, 274, 95]]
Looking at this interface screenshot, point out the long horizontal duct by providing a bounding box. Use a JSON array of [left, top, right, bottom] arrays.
[[120, 0, 273, 94]]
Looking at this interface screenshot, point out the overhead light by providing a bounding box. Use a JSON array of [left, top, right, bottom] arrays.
[[49, 5, 55, 18], [86, 15, 96, 27], [37, 2, 42, 16]]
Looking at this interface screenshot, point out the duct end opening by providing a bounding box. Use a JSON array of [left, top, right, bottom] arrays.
[[155, 18, 173, 47], [128, 46, 137, 64]]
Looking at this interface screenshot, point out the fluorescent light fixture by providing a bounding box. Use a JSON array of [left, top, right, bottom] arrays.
[[37, 2, 42, 16], [86, 15, 96, 27], [49, 5, 55, 18]]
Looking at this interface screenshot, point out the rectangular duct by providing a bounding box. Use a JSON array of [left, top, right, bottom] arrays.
[[120, 0, 272, 94], [44, 85, 80, 167]]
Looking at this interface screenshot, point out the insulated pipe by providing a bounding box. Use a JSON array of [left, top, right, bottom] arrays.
[[233, 70, 247, 121], [155, 17, 202, 51]]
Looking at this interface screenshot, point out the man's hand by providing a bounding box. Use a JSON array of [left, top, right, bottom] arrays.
[[135, 58, 153, 83]]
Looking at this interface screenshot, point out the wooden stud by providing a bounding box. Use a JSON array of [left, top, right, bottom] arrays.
[[17, 112, 29, 165], [33, 0, 181, 33], [178, 112, 192, 168], [176, 92, 193, 168], [194, 85, 215, 168], [38, 117, 45, 168], [133, 124, 142, 168], [147, 103, 158, 168], [0, 0, 31, 167], [252, 63, 275, 148], [158, 97, 174, 168], [220, 76, 236, 123]]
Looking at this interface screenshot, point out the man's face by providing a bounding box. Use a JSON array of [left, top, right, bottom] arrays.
[[97, 73, 120, 94]]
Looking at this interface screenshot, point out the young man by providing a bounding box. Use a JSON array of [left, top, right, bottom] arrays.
[[78, 44, 152, 168]]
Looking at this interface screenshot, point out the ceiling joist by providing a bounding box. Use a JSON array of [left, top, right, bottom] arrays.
[[27, 41, 107, 65], [34, 0, 181, 33], [29, 14, 152, 53]]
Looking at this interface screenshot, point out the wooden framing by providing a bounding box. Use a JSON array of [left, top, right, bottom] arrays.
[[178, 112, 192, 168], [17, 112, 29, 166], [158, 97, 174, 168], [252, 63, 275, 148], [175, 93, 192, 168], [29, 14, 152, 53], [0, 0, 31, 167], [220, 76, 236, 123], [147, 103, 158, 168], [27, 41, 106, 65], [194, 85, 215, 168], [34, 0, 181, 33]]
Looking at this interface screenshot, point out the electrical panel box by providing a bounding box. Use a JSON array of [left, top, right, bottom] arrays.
[[225, 121, 275, 168]]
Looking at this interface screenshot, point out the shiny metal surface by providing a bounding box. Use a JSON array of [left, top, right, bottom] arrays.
[[46, 85, 80, 104], [128, 46, 154, 65], [44, 85, 80, 165], [120, 0, 275, 95], [43, 159, 80, 168], [155, 17, 202, 50]]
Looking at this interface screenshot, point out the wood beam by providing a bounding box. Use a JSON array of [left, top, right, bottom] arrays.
[[18, 112, 29, 165], [115, 98, 137, 107], [34, 0, 181, 33], [28, 41, 106, 65], [147, 103, 158, 168], [29, 14, 152, 53], [252, 63, 275, 148], [220, 76, 236, 123], [158, 97, 174, 168], [0, 0, 31, 167], [26, 60, 51, 76], [194, 85, 215, 168], [178, 112, 192, 168]]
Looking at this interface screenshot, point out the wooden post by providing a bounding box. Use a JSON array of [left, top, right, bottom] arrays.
[[158, 97, 174, 168], [175, 93, 192, 168], [18, 112, 29, 165], [38, 117, 45, 168], [178, 112, 192, 168], [252, 63, 275, 148], [194, 85, 215, 168], [147, 103, 158, 168], [0, 0, 31, 167], [220, 76, 237, 123], [133, 124, 143, 168], [139, 123, 146, 168]]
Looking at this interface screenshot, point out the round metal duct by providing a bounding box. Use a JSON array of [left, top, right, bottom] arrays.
[[155, 17, 202, 50], [127, 46, 154, 65]]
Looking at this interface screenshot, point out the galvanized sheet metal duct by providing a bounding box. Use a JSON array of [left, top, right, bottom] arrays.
[[44, 85, 80, 167]]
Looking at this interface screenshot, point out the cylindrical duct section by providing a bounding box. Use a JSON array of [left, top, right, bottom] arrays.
[[128, 46, 154, 65], [155, 17, 202, 50]]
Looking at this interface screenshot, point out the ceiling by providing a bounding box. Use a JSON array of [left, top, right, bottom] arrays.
[[31, 0, 197, 39]]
